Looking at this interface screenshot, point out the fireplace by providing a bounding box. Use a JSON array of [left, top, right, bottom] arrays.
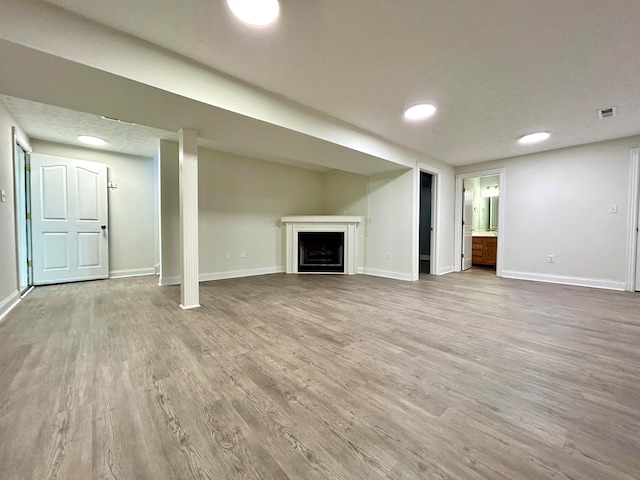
[[281, 216, 362, 275], [298, 232, 344, 273]]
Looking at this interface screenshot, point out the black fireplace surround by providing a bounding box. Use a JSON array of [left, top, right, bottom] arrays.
[[298, 232, 345, 273]]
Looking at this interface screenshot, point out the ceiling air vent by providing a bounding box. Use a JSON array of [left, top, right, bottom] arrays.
[[597, 106, 616, 119]]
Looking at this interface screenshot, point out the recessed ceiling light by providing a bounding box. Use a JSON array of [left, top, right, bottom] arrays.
[[227, 0, 280, 26], [518, 132, 550, 145], [78, 135, 107, 146], [404, 103, 437, 121]]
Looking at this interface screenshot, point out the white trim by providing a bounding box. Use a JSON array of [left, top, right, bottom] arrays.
[[502, 270, 626, 291], [180, 303, 201, 310], [110, 267, 156, 279], [454, 168, 505, 276], [626, 148, 640, 291], [159, 266, 285, 286], [281, 216, 362, 275], [414, 163, 441, 278], [437, 265, 455, 275], [179, 129, 200, 309], [20, 286, 34, 299], [363, 268, 414, 282], [0, 290, 21, 323], [200, 267, 284, 282]]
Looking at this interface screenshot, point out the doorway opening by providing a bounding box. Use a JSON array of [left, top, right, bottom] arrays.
[[415, 163, 440, 279], [13, 129, 32, 296], [419, 172, 434, 275], [455, 169, 505, 276]]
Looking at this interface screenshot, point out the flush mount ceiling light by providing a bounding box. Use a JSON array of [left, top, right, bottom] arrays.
[[403, 103, 437, 121], [518, 132, 550, 145], [78, 135, 107, 147], [227, 0, 280, 26]]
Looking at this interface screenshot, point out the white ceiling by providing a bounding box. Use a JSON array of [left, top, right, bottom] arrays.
[[1, 95, 176, 158], [6, 0, 640, 166]]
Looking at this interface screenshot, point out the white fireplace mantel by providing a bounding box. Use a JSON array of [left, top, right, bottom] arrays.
[[281, 216, 363, 275]]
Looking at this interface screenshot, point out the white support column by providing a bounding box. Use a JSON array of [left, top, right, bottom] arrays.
[[179, 129, 200, 309]]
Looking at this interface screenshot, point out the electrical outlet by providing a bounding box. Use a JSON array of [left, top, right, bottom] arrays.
[[386, 251, 392, 260], [547, 255, 555, 263], [245, 250, 250, 258], [240, 251, 246, 258]]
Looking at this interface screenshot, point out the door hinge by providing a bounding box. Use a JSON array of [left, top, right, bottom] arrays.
[[26, 212, 31, 220], [27, 260, 33, 268], [461, 253, 464, 258], [25, 164, 31, 172]]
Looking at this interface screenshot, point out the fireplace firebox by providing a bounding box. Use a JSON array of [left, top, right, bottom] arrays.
[[298, 232, 344, 273]]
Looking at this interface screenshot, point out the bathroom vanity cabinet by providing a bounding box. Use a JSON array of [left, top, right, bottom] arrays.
[[472, 236, 497, 266]]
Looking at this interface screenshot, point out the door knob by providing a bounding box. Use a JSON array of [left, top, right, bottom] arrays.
[[101, 225, 106, 230]]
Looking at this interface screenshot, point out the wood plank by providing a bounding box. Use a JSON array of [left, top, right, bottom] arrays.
[[0, 270, 638, 479]]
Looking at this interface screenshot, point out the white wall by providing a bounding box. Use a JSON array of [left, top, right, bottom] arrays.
[[456, 135, 640, 289], [322, 170, 369, 272], [159, 141, 325, 284], [0, 101, 29, 320], [31, 141, 157, 278], [365, 169, 416, 280]]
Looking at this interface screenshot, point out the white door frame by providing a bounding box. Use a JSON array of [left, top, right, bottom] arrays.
[[12, 127, 33, 296], [625, 148, 640, 291], [454, 168, 506, 275], [413, 163, 441, 279]]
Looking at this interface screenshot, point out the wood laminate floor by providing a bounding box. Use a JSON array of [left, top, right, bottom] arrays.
[[0, 271, 639, 479]]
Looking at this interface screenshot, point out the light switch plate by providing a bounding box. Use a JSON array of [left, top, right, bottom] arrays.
[[0, 189, 5, 202]]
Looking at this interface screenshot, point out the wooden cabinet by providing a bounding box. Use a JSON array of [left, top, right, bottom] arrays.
[[472, 236, 497, 266]]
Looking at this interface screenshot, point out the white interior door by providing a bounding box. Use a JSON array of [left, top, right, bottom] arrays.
[[462, 185, 473, 271], [31, 154, 109, 285]]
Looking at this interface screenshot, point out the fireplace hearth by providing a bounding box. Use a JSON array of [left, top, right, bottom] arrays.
[[298, 232, 344, 273]]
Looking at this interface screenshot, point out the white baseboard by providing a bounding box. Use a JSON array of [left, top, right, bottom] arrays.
[[357, 267, 365, 274], [437, 265, 455, 275], [363, 268, 414, 282], [200, 267, 284, 282], [0, 290, 20, 323], [159, 266, 285, 286], [110, 267, 156, 279], [502, 270, 626, 291]]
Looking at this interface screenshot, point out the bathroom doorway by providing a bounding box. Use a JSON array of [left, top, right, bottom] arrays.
[[455, 169, 505, 276]]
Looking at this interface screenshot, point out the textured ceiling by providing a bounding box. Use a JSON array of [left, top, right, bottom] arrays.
[[1, 95, 176, 158], [7, 0, 640, 166]]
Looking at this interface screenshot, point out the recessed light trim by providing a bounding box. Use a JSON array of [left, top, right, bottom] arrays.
[[404, 103, 437, 121], [227, 0, 280, 26], [78, 135, 107, 147], [518, 132, 550, 145]]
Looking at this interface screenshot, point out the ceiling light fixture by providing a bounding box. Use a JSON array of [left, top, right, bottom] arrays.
[[404, 103, 437, 121], [518, 132, 550, 145], [78, 135, 107, 147], [227, 0, 280, 26]]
